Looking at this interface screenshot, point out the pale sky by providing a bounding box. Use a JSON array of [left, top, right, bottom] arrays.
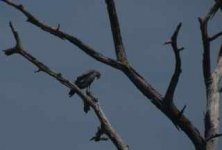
[[0, 0, 222, 150]]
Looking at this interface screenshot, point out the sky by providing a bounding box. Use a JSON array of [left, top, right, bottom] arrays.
[[0, 0, 222, 150]]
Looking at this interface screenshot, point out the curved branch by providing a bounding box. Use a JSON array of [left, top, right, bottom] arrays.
[[164, 23, 183, 105], [3, 22, 128, 150]]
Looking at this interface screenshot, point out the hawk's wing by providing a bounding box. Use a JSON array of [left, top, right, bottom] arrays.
[[76, 70, 94, 81]]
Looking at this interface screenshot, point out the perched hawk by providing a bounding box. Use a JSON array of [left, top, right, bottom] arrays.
[[69, 70, 101, 97]]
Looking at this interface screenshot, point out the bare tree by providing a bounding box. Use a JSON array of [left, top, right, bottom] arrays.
[[1, 0, 222, 150]]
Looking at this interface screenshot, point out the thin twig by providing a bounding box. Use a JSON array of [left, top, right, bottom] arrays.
[[206, 133, 222, 142], [209, 31, 222, 42]]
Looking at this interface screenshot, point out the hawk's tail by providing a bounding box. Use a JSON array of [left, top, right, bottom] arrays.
[[69, 90, 76, 97]]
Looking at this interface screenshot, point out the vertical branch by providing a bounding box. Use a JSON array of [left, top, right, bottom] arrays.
[[199, 17, 211, 92], [105, 0, 128, 64], [164, 23, 183, 106], [205, 45, 222, 150], [200, 2, 222, 150], [199, 0, 222, 90]]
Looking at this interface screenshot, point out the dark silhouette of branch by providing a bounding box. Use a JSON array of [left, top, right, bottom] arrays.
[[163, 23, 183, 106], [205, 0, 222, 20], [198, 16, 211, 90], [120, 66, 206, 150], [3, 22, 128, 150], [209, 31, 222, 42], [1, 0, 124, 70], [105, 0, 128, 63], [206, 133, 222, 142], [1, 1, 208, 150]]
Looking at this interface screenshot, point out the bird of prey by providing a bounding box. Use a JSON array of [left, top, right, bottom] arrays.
[[69, 70, 101, 97]]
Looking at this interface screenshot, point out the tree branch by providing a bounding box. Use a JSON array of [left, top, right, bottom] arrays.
[[105, 0, 128, 63], [121, 66, 206, 150], [205, 0, 222, 20], [209, 31, 222, 42], [200, 2, 222, 149], [163, 23, 183, 106], [204, 45, 222, 150], [1, 0, 124, 70], [2, 1, 207, 149], [3, 22, 128, 150], [206, 133, 222, 142], [199, 17, 211, 91]]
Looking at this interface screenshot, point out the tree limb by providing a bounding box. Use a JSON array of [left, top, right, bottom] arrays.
[[1, 0, 124, 70], [199, 17, 211, 91], [205, 0, 222, 20], [204, 45, 222, 150], [200, 2, 222, 149], [1, 1, 207, 149], [163, 23, 183, 106], [209, 31, 222, 42], [3, 22, 128, 150], [105, 0, 128, 63], [206, 133, 222, 142], [121, 66, 206, 150]]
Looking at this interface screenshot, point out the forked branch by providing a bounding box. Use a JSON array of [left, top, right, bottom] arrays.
[[1, 0, 124, 70], [3, 22, 128, 150], [164, 23, 183, 105], [200, 1, 222, 150], [2, 1, 207, 149]]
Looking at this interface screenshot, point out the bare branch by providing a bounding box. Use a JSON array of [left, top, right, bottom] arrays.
[[3, 23, 128, 150], [199, 1, 222, 86], [206, 133, 222, 142], [199, 17, 211, 91], [202, 3, 222, 145], [121, 66, 206, 150], [105, 0, 128, 63], [204, 0, 222, 21], [209, 31, 222, 42], [204, 45, 221, 150], [2, 1, 207, 149], [178, 105, 187, 121], [163, 23, 183, 105], [1, 0, 124, 70], [3, 22, 22, 55]]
